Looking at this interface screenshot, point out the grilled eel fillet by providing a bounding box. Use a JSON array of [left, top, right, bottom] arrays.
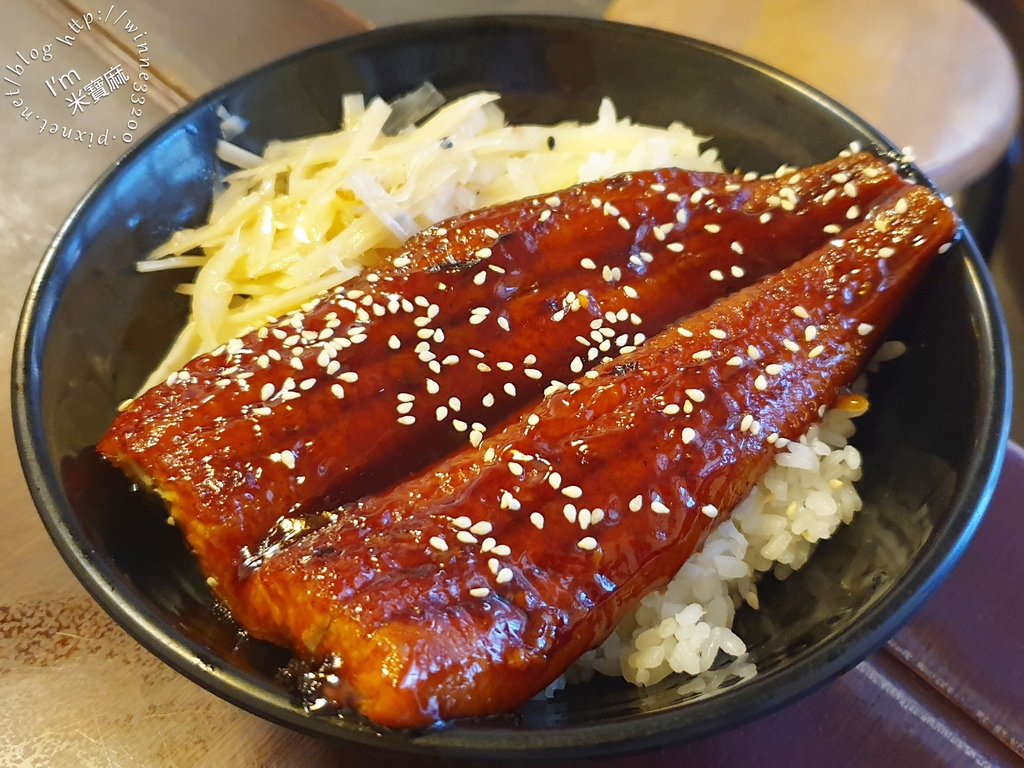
[[98, 153, 908, 612], [237, 185, 957, 727]]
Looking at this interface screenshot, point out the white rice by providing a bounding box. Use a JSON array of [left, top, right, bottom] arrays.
[[563, 404, 865, 692]]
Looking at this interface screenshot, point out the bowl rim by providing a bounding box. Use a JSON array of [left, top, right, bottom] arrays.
[[11, 14, 1013, 760]]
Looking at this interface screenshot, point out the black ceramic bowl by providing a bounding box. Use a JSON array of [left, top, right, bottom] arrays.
[[12, 15, 1011, 760]]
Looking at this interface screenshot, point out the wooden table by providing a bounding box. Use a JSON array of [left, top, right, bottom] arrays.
[[607, 0, 1021, 194], [2, 1, 1022, 765]]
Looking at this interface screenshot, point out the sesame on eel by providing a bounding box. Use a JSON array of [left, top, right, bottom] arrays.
[[97, 153, 909, 614], [237, 184, 957, 727]]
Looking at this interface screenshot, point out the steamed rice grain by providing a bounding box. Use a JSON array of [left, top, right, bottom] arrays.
[[567, 405, 866, 690]]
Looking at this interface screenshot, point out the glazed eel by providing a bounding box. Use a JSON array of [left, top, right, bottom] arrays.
[[237, 184, 956, 727], [98, 153, 907, 613]]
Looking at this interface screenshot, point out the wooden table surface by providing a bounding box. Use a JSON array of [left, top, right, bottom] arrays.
[[606, 0, 1021, 194], [2, 1, 1022, 765]]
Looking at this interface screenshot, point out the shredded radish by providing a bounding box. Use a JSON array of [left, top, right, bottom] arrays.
[[138, 87, 722, 391]]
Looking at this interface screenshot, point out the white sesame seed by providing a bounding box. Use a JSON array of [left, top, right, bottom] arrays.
[[397, 414, 416, 425], [766, 363, 783, 375], [793, 306, 809, 319], [701, 504, 719, 518], [578, 509, 592, 530], [503, 382, 517, 397], [727, 356, 742, 366], [684, 388, 705, 403], [895, 197, 908, 214], [508, 461, 524, 476], [618, 216, 631, 230], [442, 355, 459, 366], [808, 345, 825, 358], [330, 384, 345, 399], [456, 531, 478, 545], [492, 544, 511, 557], [629, 495, 643, 512], [846, 205, 860, 220], [678, 327, 693, 337], [651, 500, 670, 515], [784, 339, 800, 352], [484, 228, 500, 239], [496, 568, 514, 584], [530, 512, 544, 529], [704, 223, 721, 233], [667, 242, 684, 253], [824, 223, 842, 234], [546, 195, 562, 207], [710, 270, 724, 281], [754, 375, 768, 391], [435, 406, 448, 421], [692, 350, 713, 361], [682, 427, 696, 444], [709, 328, 727, 340], [878, 247, 896, 258], [561, 485, 583, 499], [563, 504, 577, 523], [570, 356, 584, 374], [425, 378, 440, 395], [548, 472, 562, 489], [805, 326, 817, 342], [470, 587, 490, 598], [577, 537, 598, 551], [539, 209, 552, 223], [741, 413, 754, 432], [430, 536, 448, 552], [663, 403, 681, 415], [759, 212, 772, 224], [498, 317, 511, 332], [260, 383, 275, 400], [470, 521, 492, 537], [857, 323, 874, 336]]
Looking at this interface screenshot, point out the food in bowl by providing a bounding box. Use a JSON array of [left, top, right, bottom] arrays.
[[94, 92, 957, 726]]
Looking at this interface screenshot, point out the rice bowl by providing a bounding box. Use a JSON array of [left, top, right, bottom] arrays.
[[12, 16, 1009, 758]]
